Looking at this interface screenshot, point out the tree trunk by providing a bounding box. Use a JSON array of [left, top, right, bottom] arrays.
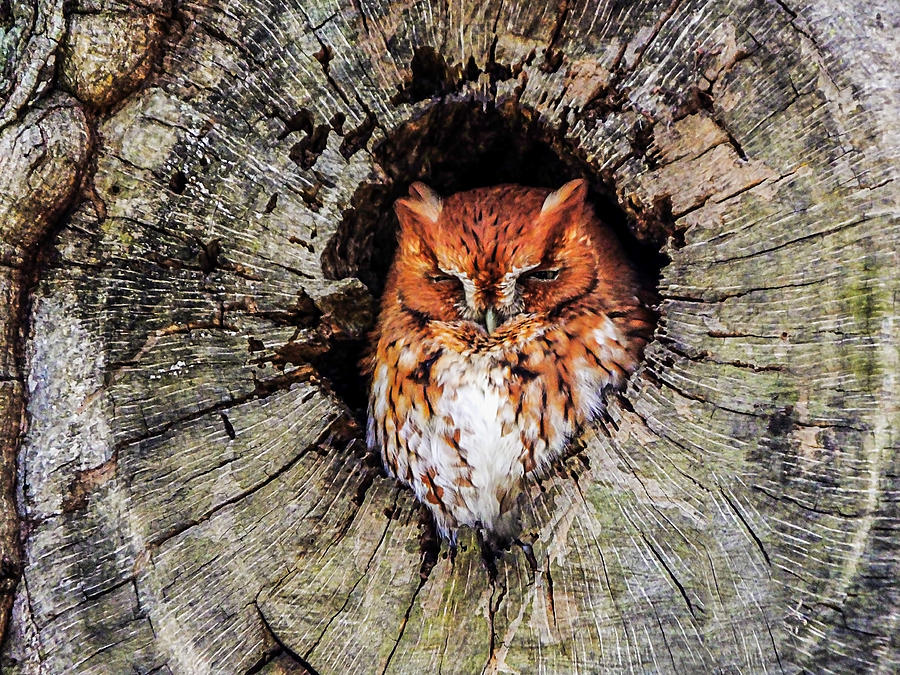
[[0, 0, 896, 673]]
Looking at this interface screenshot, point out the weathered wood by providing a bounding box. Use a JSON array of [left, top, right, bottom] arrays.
[[0, 0, 897, 672], [0, 88, 92, 650]]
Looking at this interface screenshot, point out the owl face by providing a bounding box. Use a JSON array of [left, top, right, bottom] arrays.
[[392, 181, 600, 335]]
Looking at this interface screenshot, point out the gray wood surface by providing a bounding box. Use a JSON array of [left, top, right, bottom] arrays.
[[0, 0, 896, 672]]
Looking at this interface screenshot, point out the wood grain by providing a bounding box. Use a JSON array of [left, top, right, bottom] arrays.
[[0, 0, 896, 672]]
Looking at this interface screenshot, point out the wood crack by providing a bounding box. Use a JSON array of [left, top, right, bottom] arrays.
[[380, 574, 424, 675], [301, 489, 400, 670], [254, 601, 322, 675], [751, 484, 865, 520], [720, 489, 772, 566], [144, 419, 341, 550], [540, 0, 570, 73], [485, 576, 508, 668], [103, 362, 324, 458], [83, 573, 136, 603], [613, 401, 715, 494], [653, 610, 679, 671], [195, 18, 261, 67], [621, 0, 685, 76], [657, 340, 786, 374], [762, 609, 787, 674], [709, 216, 870, 265], [568, 472, 629, 620], [660, 276, 828, 303], [639, 532, 697, 619], [544, 556, 556, 628], [303, 17, 352, 109]]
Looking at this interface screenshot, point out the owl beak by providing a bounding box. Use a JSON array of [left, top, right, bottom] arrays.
[[483, 307, 498, 334]]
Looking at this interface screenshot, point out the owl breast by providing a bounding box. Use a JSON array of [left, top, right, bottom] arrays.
[[369, 343, 549, 538], [367, 317, 627, 539]]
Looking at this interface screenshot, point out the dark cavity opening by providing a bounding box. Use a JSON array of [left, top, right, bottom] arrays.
[[320, 99, 667, 419]]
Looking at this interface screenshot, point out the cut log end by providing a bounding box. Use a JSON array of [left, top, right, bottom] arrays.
[[0, 0, 896, 673]]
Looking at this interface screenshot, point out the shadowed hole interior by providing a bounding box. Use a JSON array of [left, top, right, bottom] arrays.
[[318, 99, 667, 420]]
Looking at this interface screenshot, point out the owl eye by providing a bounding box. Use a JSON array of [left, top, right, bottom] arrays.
[[521, 268, 560, 282], [429, 273, 459, 285]]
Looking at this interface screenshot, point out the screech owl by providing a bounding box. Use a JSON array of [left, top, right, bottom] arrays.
[[366, 179, 654, 541]]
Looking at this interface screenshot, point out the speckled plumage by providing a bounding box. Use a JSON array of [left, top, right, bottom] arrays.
[[366, 179, 653, 540]]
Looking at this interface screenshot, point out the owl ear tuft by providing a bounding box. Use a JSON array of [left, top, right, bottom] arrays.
[[540, 179, 588, 216], [395, 182, 443, 228]]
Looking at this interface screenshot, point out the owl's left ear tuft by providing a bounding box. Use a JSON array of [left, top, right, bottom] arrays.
[[540, 178, 588, 216], [395, 182, 443, 227]]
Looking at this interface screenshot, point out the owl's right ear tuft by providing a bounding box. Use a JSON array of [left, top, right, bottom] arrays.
[[540, 178, 588, 217], [394, 182, 443, 230]]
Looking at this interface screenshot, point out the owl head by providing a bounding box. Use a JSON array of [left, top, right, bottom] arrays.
[[390, 179, 635, 335]]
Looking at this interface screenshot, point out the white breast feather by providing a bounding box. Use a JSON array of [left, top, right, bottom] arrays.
[[449, 356, 519, 524]]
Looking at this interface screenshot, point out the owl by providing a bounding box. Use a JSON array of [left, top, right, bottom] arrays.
[[366, 179, 654, 542]]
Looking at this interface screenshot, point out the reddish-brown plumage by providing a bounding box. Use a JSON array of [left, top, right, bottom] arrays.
[[366, 180, 654, 540]]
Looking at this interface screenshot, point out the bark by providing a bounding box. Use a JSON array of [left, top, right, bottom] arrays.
[[0, 0, 897, 673]]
